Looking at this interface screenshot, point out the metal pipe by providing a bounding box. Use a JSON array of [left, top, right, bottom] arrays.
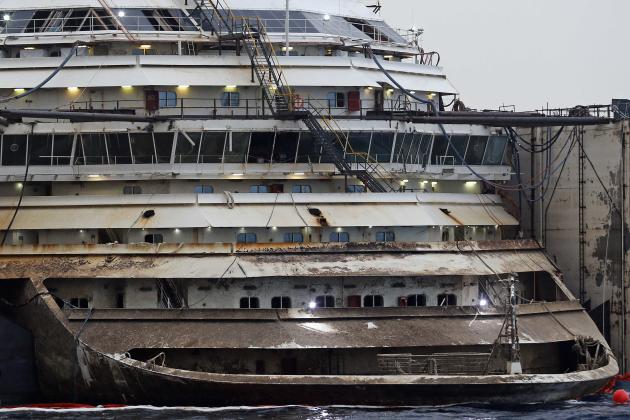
[[397, 116, 612, 127], [285, 0, 290, 56], [0, 109, 158, 123]]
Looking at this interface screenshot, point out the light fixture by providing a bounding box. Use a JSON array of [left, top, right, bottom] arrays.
[[16, 183, 23, 189], [427, 92, 436, 99], [3, 14, 10, 22], [139, 44, 152, 50], [87, 174, 101, 179], [410, 91, 416, 94], [121, 85, 133, 89], [79, 229, 84, 233], [174, 228, 181, 233], [383, 55, 394, 59], [13, 88, 25, 93], [271, 226, 278, 231], [23, 47, 36, 50], [401, 179, 409, 184], [281, 46, 294, 52], [67, 87, 79, 92], [293, 172, 305, 176], [117, 11, 125, 17], [465, 181, 478, 186], [177, 85, 190, 89], [308, 301, 317, 309], [323, 14, 331, 21], [232, 173, 244, 176], [479, 298, 489, 307], [367, 87, 373, 91], [225, 85, 238, 91]]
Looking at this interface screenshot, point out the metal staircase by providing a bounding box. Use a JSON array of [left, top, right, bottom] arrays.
[[191, 0, 392, 192]]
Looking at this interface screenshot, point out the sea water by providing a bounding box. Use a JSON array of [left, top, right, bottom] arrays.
[[1, 396, 630, 420]]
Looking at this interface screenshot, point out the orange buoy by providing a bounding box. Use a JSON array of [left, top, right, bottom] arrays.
[[613, 389, 630, 405]]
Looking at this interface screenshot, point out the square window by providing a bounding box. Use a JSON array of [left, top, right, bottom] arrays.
[[123, 185, 143, 195], [327, 91, 345, 108], [376, 231, 395, 242], [437, 294, 457, 306], [346, 185, 366, 193], [364, 295, 384, 307], [407, 294, 427, 307], [240, 297, 260, 308], [194, 185, 214, 194], [315, 295, 335, 308], [237, 233, 257, 244], [144, 234, 164, 244], [250, 185, 269, 193], [283, 232, 304, 243], [292, 185, 312, 193], [271, 296, 292, 309], [222, 91, 240, 107], [330, 232, 350, 243], [159, 91, 177, 108]]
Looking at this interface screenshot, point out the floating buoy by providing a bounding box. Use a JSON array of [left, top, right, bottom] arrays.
[[613, 389, 630, 405]]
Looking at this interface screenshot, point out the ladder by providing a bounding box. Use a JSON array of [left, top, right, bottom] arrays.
[[191, 0, 390, 192], [96, 0, 135, 41]]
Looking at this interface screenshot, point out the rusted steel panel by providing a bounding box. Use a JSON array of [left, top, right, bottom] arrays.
[[65, 302, 601, 353], [0, 198, 518, 230], [0, 239, 542, 256], [0, 249, 558, 279]]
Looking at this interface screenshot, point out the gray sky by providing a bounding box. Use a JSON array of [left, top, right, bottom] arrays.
[[380, 0, 630, 111]]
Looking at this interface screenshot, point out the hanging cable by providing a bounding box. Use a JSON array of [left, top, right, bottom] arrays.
[[1, 124, 35, 246], [367, 46, 578, 193], [0, 42, 81, 104]]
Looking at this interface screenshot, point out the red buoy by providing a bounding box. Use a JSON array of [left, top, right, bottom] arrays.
[[613, 389, 630, 405]]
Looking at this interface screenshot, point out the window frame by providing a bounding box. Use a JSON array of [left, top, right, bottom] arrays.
[[315, 295, 335, 308], [236, 232, 258, 244], [283, 232, 304, 243], [376, 231, 395, 242], [239, 296, 260, 309], [329, 231, 350, 243], [364, 294, 384, 307], [159, 91, 177, 108], [271, 296, 292, 309]]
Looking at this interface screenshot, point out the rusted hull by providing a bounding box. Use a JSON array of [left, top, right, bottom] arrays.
[[7, 278, 618, 407]]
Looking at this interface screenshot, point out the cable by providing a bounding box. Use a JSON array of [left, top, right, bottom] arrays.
[[0, 42, 80, 104], [368, 46, 578, 194], [1, 124, 35, 246]]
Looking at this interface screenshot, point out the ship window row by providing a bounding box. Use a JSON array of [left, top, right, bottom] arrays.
[[0, 9, 196, 35], [235, 294, 450, 309], [192, 9, 406, 44], [0, 132, 510, 167], [1, 8, 404, 44], [7, 226, 504, 247]]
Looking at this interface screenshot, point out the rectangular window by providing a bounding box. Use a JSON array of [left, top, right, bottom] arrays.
[[240, 297, 260, 309], [237, 233, 257, 244], [407, 294, 427, 307], [68, 297, 89, 309], [364, 295, 384, 307], [194, 185, 214, 194], [222, 91, 240, 107], [123, 185, 143, 195], [250, 185, 269, 193], [159, 91, 177, 108], [283, 232, 304, 243], [315, 295, 335, 308], [329, 232, 350, 243], [144, 234, 164, 244], [327, 91, 345, 108], [271, 296, 292, 309], [437, 294, 457, 306], [376, 231, 395, 242], [292, 185, 312, 193], [346, 185, 366, 193]]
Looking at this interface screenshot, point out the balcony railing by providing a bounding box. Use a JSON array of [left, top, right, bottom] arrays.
[[60, 96, 433, 120]]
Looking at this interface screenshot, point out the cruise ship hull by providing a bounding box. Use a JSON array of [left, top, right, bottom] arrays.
[[6, 274, 617, 407]]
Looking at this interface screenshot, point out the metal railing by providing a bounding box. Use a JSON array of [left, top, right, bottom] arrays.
[[59, 96, 432, 120], [0, 16, 198, 35]]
